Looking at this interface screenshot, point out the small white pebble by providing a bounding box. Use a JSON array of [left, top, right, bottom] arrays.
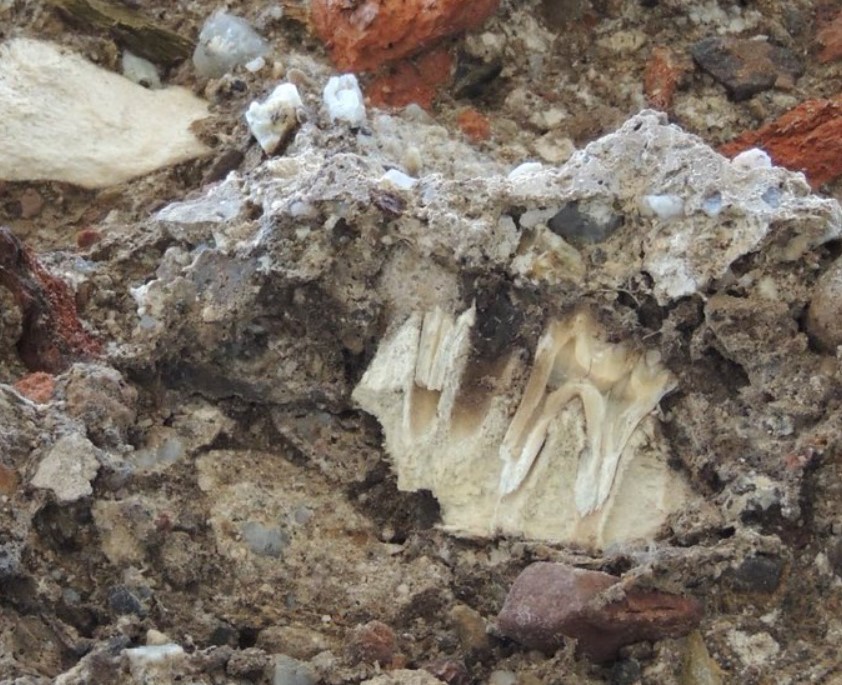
[[380, 169, 417, 191], [245, 56, 266, 73], [731, 147, 772, 171], [488, 670, 518, 685], [507, 161, 544, 181], [121, 51, 161, 89], [323, 74, 366, 126], [245, 83, 303, 154], [640, 194, 684, 220]]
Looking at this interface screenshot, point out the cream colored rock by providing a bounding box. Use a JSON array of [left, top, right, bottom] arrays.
[[31, 433, 100, 502], [353, 308, 696, 550], [0, 38, 209, 188]]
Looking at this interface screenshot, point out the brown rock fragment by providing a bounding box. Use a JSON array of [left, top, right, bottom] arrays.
[[76, 228, 103, 249], [347, 620, 397, 666], [449, 604, 490, 653], [310, 0, 500, 72], [0, 463, 19, 495], [497, 562, 703, 663], [0, 227, 101, 372], [719, 95, 842, 189], [691, 36, 803, 101], [423, 658, 470, 685], [805, 254, 842, 350], [816, 9, 842, 63], [644, 46, 686, 111], [19, 188, 44, 219]]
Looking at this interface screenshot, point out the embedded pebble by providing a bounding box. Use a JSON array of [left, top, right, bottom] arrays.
[[246, 82, 304, 154], [323, 74, 366, 126], [347, 620, 397, 665], [193, 12, 268, 78], [122, 51, 161, 89], [805, 255, 842, 351], [31, 433, 100, 503], [449, 604, 489, 653], [124, 644, 185, 681], [273, 654, 316, 685], [641, 194, 685, 220], [691, 36, 803, 101]]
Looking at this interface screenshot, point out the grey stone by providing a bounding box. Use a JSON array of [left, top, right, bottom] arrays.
[[691, 36, 803, 101]]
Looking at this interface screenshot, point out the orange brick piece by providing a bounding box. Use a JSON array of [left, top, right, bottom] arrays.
[[720, 95, 842, 189], [310, 0, 500, 72]]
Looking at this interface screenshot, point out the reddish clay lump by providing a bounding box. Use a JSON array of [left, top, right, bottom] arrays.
[[310, 0, 500, 72], [13, 371, 55, 404], [0, 227, 101, 372]]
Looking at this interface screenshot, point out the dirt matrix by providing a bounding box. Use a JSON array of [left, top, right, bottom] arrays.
[[2, 1, 842, 684]]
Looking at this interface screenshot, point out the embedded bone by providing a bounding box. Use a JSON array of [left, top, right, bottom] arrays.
[[353, 308, 694, 549]]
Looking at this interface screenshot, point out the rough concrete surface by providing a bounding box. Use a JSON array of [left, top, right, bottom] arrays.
[[2, 1, 842, 684]]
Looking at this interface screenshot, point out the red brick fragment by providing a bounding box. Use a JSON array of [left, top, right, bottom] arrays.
[[719, 95, 842, 189], [456, 107, 491, 143], [816, 9, 842, 63], [0, 227, 101, 373], [366, 47, 454, 111], [644, 46, 685, 111], [498, 562, 703, 663], [14, 371, 56, 404], [311, 0, 500, 72]]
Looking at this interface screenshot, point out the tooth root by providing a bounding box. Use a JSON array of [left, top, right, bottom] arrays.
[[354, 306, 684, 549], [500, 312, 676, 517]]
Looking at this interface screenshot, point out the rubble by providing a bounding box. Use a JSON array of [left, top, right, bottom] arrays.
[[0, 228, 101, 372], [3, 1, 842, 683]]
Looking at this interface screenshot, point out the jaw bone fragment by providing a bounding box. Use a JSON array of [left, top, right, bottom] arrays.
[[353, 306, 690, 548], [499, 313, 677, 515]]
